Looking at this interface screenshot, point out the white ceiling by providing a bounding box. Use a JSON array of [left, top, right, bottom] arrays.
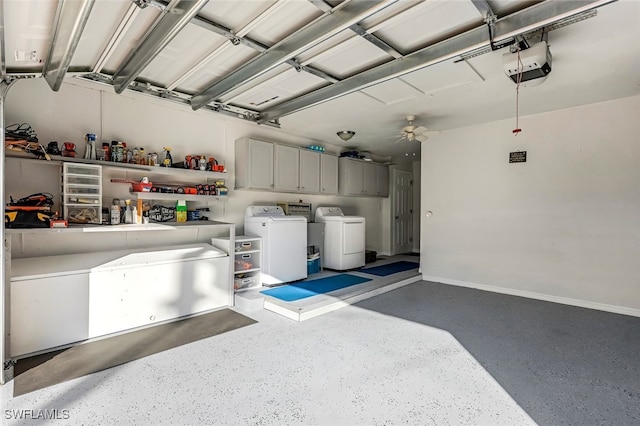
[[2, 0, 639, 160]]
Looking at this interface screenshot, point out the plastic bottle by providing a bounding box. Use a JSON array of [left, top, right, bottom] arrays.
[[176, 200, 187, 223], [132, 205, 139, 224], [162, 147, 173, 168], [110, 199, 121, 225], [124, 199, 133, 224]]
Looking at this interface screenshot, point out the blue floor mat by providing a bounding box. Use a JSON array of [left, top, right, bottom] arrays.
[[261, 274, 372, 302], [358, 261, 418, 277]]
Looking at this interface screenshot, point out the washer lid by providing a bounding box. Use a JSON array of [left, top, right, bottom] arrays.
[[245, 205, 285, 218], [315, 206, 344, 218]]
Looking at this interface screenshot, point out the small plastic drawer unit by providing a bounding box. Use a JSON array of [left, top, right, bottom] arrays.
[[62, 163, 102, 224], [213, 235, 262, 292]]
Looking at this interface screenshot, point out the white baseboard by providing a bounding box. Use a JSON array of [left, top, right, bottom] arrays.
[[422, 275, 640, 318]]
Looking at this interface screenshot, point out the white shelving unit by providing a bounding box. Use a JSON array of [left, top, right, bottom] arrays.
[[212, 236, 262, 292]]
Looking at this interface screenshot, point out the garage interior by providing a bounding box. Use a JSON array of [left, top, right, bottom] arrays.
[[1, 0, 639, 424]]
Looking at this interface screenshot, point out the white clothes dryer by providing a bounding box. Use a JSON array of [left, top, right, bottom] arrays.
[[315, 207, 365, 270], [245, 206, 307, 285]]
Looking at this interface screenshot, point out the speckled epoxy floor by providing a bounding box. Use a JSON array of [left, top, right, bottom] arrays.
[[5, 279, 639, 425], [2, 285, 534, 425]]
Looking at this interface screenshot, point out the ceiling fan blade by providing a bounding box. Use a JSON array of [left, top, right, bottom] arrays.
[[414, 126, 428, 135], [394, 136, 406, 144], [416, 134, 429, 142]]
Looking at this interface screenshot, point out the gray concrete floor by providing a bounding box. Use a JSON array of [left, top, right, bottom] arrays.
[[3, 279, 638, 425]]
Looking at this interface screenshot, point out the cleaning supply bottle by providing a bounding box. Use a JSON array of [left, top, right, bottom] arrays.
[[176, 200, 187, 223], [162, 147, 173, 168], [124, 199, 133, 224]]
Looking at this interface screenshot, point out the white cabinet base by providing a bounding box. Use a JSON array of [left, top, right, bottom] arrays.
[[10, 243, 229, 357]]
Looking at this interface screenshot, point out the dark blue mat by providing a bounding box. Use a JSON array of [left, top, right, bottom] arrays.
[[359, 261, 418, 277], [261, 274, 372, 302]]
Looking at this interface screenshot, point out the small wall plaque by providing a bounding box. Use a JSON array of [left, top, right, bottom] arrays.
[[509, 151, 527, 163]]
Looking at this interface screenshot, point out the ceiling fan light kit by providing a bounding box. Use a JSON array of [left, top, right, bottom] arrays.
[[396, 114, 431, 143], [337, 130, 355, 141]]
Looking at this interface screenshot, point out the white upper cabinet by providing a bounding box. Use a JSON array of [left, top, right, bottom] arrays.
[[338, 157, 388, 197], [299, 149, 320, 193], [375, 163, 389, 197], [274, 144, 300, 191], [320, 153, 338, 195], [235, 137, 339, 195], [235, 138, 274, 190], [363, 161, 377, 195]]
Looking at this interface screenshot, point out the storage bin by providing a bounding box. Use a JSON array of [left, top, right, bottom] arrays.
[[64, 175, 101, 185], [307, 257, 320, 275], [64, 164, 101, 176], [64, 185, 101, 195], [234, 276, 258, 291], [234, 253, 255, 270], [66, 205, 101, 224], [235, 240, 253, 252]]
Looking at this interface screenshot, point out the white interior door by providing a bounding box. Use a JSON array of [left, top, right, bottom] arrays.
[[391, 169, 414, 255]]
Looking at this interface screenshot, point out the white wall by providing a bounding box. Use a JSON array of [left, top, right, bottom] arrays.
[[4, 78, 389, 252], [421, 95, 640, 316]]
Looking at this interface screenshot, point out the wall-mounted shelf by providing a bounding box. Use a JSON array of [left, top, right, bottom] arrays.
[[6, 151, 227, 180], [130, 191, 227, 202]]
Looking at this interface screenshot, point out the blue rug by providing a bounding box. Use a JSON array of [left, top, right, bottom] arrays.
[[261, 274, 372, 302], [359, 261, 418, 277]]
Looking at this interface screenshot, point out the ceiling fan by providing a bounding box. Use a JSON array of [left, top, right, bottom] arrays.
[[395, 115, 436, 143]]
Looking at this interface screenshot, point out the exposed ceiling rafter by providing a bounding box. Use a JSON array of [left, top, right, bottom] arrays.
[[151, 0, 339, 89], [42, 0, 95, 91], [112, 0, 209, 94], [190, 0, 398, 110], [257, 0, 617, 123], [308, 0, 403, 58], [75, 73, 279, 128], [166, 0, 288, 91]]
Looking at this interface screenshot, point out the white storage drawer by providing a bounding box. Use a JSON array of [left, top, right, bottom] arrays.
[[64, 164, 101, 176], [66, 205, 101, 224], [64, 185, 101, 195], [63, 175, 101, 186], [234, 275, 259, 291]]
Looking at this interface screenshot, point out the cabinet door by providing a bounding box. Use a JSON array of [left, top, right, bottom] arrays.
[[339, 157, 364, 195], [376, 164, 389, 197], [299, 149, 320, 193], [274, 144, 300, 191], [247, 139, 274, 189], [363, 162, 377, 195], [320, 154, 338, 194]]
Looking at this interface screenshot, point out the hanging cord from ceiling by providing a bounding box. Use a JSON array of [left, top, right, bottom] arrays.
[[513, 48, 524, 135]]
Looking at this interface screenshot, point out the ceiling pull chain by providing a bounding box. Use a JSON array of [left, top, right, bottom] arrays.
[[513, 48, 523, 135]]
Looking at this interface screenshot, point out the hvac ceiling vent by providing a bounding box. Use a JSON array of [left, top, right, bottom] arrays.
[[503, 41, 552, 83]]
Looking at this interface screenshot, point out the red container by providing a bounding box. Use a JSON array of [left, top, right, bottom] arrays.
[[132, 182, 153, 192]]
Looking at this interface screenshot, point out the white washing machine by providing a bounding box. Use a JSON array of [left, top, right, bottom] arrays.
[[315, 207, 365, 270], [245, 206, 307, 285]]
